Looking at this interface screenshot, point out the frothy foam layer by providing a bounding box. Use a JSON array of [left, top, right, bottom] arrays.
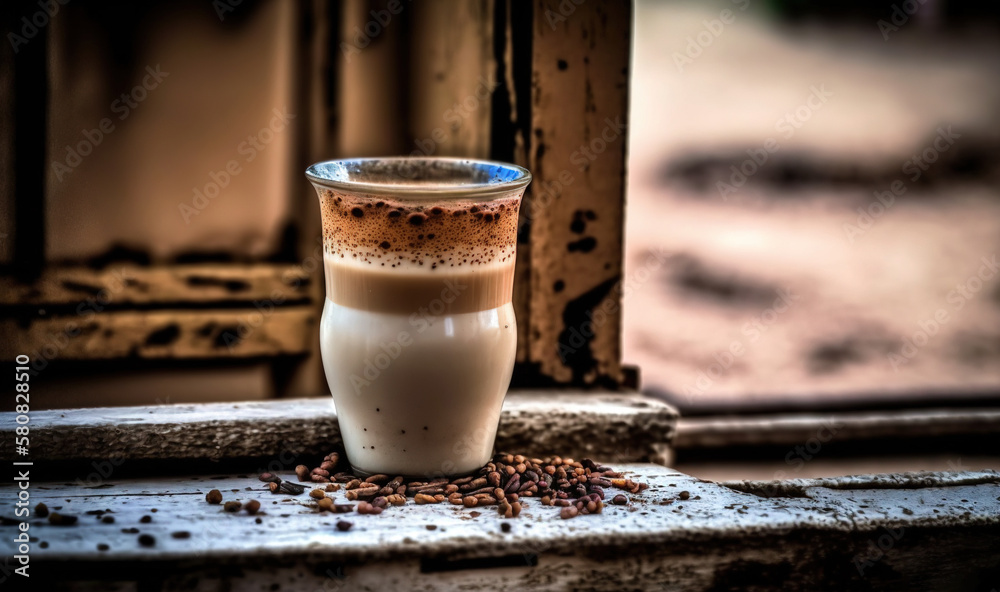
[[319, 188, 522, 313], [319, 189, 521, 270]]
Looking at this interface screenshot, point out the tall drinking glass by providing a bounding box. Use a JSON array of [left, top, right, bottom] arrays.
[[306, 157, 531, 477]]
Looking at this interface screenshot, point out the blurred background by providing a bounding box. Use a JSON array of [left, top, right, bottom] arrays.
[[624, 0, 1000, 413], [1, 0, 998, 461]]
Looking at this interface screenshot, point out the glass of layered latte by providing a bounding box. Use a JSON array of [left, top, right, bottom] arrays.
[[306, 157, 531, 477]]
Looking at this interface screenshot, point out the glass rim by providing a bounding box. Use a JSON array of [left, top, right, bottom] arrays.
[[305, 156, 532, 201]]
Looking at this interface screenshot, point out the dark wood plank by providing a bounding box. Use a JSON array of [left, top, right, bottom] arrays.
[[0, 307, 315, 361], [493, 0, 536, 371], [4, 0, 47, 281], [675, 408, 1000, 449], [0, 2, 17, 266], [0, 264, 312, 309]]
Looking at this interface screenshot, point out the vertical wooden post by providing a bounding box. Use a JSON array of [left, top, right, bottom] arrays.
[[407, 0, 494, 159], [490, 0, 535, 375], [337, 0, 410, 156], [0, 5, 14, 268], [3, 0, 48, 281], [502, 0, 631, 387], [274, 0, 339, 397]]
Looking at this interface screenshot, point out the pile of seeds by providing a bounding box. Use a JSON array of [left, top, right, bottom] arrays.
[[248, 452, 647, 520]]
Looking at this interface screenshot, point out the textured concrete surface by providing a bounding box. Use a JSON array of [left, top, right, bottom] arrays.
[[1, 464, 997, 590]]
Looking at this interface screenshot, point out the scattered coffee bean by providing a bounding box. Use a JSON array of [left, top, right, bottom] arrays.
[[171, 531, 191, 539], [678, 491, 690, 501], [138, 534, 156, 547], [500, 522, 512, 533], [97, 543, 110, 551], [460, 477, 487, 492], [206, 489, 223, 504], [345, 486, 379, 501], [245, 500, 261, 515], [258, 472, 281, 484], [48, 513, 77, 526], [503, 474, 520, 494], [34, 503, 49, 518], [102, 515, 115, 524], [121, 528, 140, 534], [224, 501, 242, 512], [241, 451, 647, 523], [295, 465, 310, 482], [336, 520, 353, 532], [139, 515, 152, 524], [357, 501, 383, 515]]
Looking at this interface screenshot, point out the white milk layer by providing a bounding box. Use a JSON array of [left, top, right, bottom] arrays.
[[320, 297, 517, 477]]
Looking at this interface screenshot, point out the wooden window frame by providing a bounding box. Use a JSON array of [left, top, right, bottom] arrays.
[[0, 0, 632, 396]]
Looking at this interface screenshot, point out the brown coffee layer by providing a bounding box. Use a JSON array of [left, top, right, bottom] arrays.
[[318, 189, 521, 269], [324, 256, 514, 314]]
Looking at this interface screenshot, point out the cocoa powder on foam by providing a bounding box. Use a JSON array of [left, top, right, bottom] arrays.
[[319, 189, 521, 269]]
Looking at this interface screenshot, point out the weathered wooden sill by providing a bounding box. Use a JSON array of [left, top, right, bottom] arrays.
[[2, 464, 997, 590], [0, 391, 678, 465], [2, 396, 998, 591]]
